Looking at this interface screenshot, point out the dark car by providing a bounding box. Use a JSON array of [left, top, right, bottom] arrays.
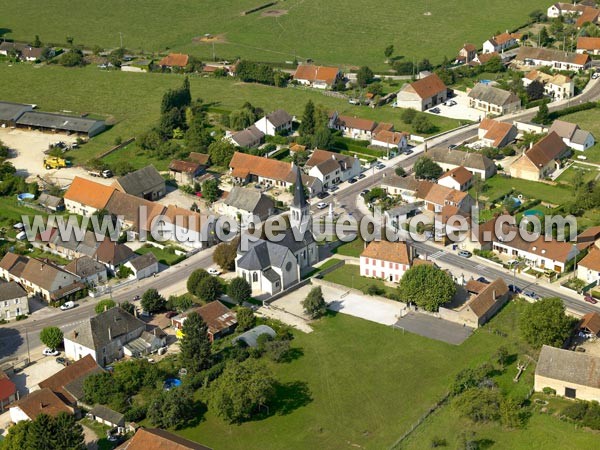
[[329, 185, 339, 192], [133, 295, 141, 301], [358, 173, 366, 179], [317, 191, 330, 199], [348, 177, 358, 184], [56, 357, 67, 366], [524, 290, 541, 301], [508, 284, 522, 294], [429, 107, 441, 114], [448, 144, 458, 150], [476, 277, 489, 283], [360, 189, 370, 197]]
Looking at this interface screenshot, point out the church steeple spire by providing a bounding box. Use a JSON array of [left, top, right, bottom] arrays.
[[290, 163, 310, 231]]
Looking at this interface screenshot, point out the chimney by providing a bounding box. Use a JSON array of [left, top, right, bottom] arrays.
[[493, 290, 497, 300], [529, 141, 534, 150], [40, 402, 45, 409], [73, 331, 78, 339], [108, 326, 112, 341]]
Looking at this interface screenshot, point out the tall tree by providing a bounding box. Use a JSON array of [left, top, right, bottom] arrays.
[[236, 306, 255, 331], [52, 412, 86, 450], [520, 297, 574, 348], [413, 156, 443, 179], [209, 359, 275, 423], [532, 102, 550, 124], [147, 388, 195, 429], [187, 269, 210, 296], [196, 277, 222, 302], [398, 265, 456, 311], [180, 312, 212, 373], [141, 288, 166, 313], [302, 286, 327, 319], [526, 80, 545, 101], [213, 238, 239, 271], [202, 178, 221, 203], [39, 327, 63, 350], [228, 277, 252, 304], [299, 100, 316, 136], [208, 140, 236, 167], [356, 66, 374, 88]]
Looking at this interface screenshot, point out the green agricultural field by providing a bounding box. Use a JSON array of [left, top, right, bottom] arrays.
[[0, 64, 460, 169], [176, 305, 526, 450], [1, 0, 548, 69]]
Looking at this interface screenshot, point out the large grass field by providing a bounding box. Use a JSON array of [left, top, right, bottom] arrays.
[[1, 0, 548, 69], [0, 64, 461, 169], [177, 310, 513, 449], [476, 175, 573, 205]]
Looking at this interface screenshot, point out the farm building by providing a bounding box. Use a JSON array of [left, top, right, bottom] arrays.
[[396, 73, 448, 111], [535, 345, 600, 402], [15, 111, 105, 137], [0, 101, 33, 126]]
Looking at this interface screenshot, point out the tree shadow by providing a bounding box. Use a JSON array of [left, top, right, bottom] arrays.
[[252, 380, 312, 421], [279, 346, 304, 363], [0, 327, 25, 360], [0, 29, 12, 38], [475, 438, 495, 449], [389, 55, 404, 63], [181, 400, 208, 428]]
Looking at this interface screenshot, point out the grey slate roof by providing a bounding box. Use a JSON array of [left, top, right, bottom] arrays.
[[263, 268, 280, 283], [468, 84, 520, 107], [90, 404, 125, 426], [16, 111, 104, 134], [0, 281, 27, 301], [114, 165, 165, 197], [128, 252, 157, 271], [38, 193, 64, 210], [426, 148, 495, 172], [266, 109, 293, 127], [292, 164, 307, 209], [536, 345, 600, 389], [549, 120, 578, 140], [382, 174, 420, 191], [0, 101, 32, 122], [233, 325, 276, 348], [231, 125, 265, 148], [67, 307, 146, 353], [236, 240, 290, 271], [224, 186, 269, 213], [64, 256, 106, 278], [572, 129, 593, 146]]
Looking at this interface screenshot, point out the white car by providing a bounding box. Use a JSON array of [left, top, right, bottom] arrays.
[[208, 268, 221, 276], [317, 202, 328, 209], [60, 301, 75, 311], [43, 348, 59, 357], [592, 73, 599, 80]]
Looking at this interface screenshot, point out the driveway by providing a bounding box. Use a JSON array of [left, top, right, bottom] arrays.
[[11, 357, 64, 395], [394, 312, 473, 345], [425, 91, 483, 122]]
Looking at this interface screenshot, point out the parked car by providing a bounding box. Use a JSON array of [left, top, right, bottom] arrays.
[[60, 301, 75, 311], [317, 191, 330, 199], [375, 163, 386, 170], [577, 155, 588, 161], [592, 73, 599, 80], [348, 177, 358, 184], [476, 277, 489, 283], [584, 294, 598, 304], [133, 295, 141, 301], [429, 107, 441, 114], [508, 284, 522, 294], [43, 348, 59, 357], [329, 185, 340, 192], [458, 250, 472, 258], [358, 173, 366, 179], [317, 202, 328, 210], [445, 100, 457, 106], [448, 144, 458, 150], [404, 149, 414, 155], [524, 290, 541, 301], [360, 189, 370, 197], [208, 268, 221, 276], [56, 357, 67, 366]]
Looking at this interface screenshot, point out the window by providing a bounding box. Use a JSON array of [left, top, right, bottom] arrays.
[[565, 387, 576, 399], [252, 272, 258, 282], [389, 262, 393, 269], [395, 263, 399, 270], [365, 269, 369, 276], [285, 261, 293, 272], [381, 260, 384, 267], [365, 258, 369, 265]]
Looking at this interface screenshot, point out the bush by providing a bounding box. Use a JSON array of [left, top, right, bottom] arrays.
[[542, 387, 556, 395], [363, 284, 384, 296]]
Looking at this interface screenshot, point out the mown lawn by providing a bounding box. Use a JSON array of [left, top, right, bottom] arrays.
[[135, 244, 186, 266], [556, 164, 598, 186], [331, 236, 364, 257], [322, 263, 397, 297], [0, 64, 461, 169], [476, 175, 573, 205], [1, 0, 548, 69], [176, 306, 522, 450]]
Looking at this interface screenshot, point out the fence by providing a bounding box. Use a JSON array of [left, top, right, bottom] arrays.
[[97, 137, 135, 159]]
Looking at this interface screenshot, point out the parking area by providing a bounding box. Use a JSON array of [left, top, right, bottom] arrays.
[[425, 91, 484, 122], [394, 311, 473, 345], [10, 357, 64, 396]]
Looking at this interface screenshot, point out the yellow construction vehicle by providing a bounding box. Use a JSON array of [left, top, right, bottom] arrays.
[[43, 157, 71, 170]]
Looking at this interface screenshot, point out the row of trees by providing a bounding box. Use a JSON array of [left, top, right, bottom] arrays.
[[236, 60, 289, 87]]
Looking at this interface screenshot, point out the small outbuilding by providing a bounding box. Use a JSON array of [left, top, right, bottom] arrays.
[[233, 325, 276, 348], [89, 404, 125, 431]]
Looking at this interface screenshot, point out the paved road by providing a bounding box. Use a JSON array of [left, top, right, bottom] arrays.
[[0, 247, 215, 363]]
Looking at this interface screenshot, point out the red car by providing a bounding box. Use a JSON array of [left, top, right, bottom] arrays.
[[584, 295, 598, 305]]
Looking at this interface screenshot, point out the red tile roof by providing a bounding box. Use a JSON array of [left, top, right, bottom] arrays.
[[479, 119, 515, 147], [361, 241, 411, 265], [157, 53, 189, 67], [188, 152, 210, 165], [406, 73, 447, 100], [64, 177, 116, 210], [0, 371, 16, 402], [524, 131, 568, 168], [115, 428, 212, 450], [293, 64, 340, 85], [229, 152, 293, 182], [169, 160, 202, 174], [13, 388, 72, 420], [579, 245, 600, 272], [438, 166, 473, 186], [577, 36, 600, 51], [38, 355, 103, 404]]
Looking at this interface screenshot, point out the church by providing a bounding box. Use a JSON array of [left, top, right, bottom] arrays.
[[235, 165, 318, 295]]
